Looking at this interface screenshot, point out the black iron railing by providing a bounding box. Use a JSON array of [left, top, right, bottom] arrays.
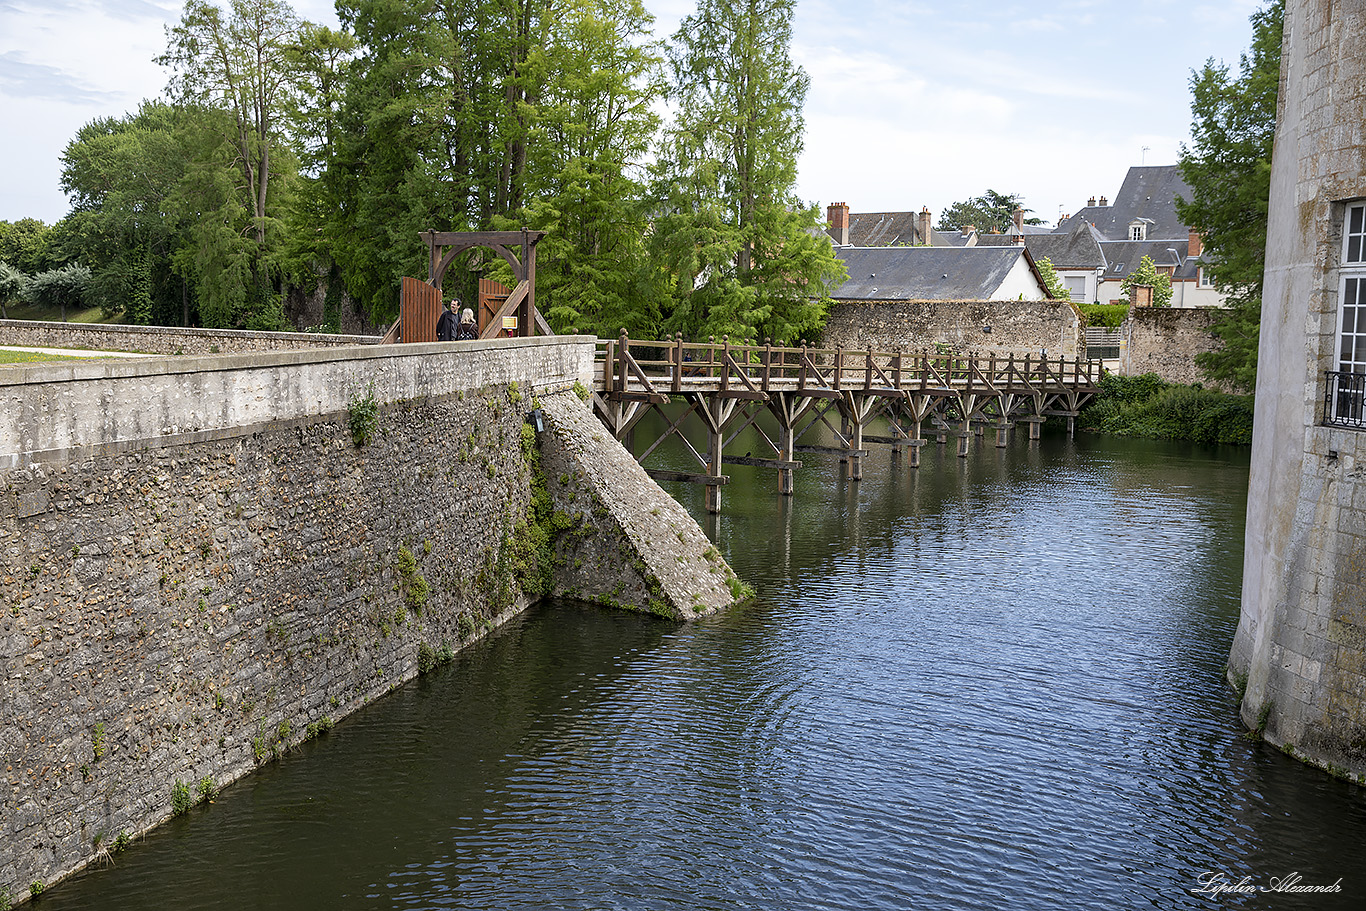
[[1324, 370, 1366, 428]]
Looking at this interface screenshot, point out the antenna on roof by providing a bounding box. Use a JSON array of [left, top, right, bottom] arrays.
[[1141, 145, 1151, 165]]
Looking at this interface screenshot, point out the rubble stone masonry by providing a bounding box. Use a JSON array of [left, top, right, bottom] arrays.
[[0, 337, 742, 901], [821, 299, 1083, 360]]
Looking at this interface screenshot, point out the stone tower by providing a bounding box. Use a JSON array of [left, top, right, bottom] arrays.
[[1231, 0, 1366, 776]]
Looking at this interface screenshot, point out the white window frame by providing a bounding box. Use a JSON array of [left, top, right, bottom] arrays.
[[1129, 222, 1146, 241], [1336, 203, 1366, 373], [1329, 202, 1366, 425], [1063, 274, 1087, 302], [1198, 267, 1214, 288]]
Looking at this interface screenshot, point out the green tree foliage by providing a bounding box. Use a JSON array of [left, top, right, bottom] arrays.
[[157, 0, 316, 328], [0, 219, 54, 274], [647, 0, 844, 343], [60, 102, 196, 324], [936, 190, 1043, 234], [0, 261, 29, 319], [26, 263, 92, 322], [1176, 0, 1282, 393], [496, 0, 663, 338], [1035, 256, 1068, 300], [276, 22, 356, 309], [325, 0, 547, 323], [1119, 256, 1174, 307]]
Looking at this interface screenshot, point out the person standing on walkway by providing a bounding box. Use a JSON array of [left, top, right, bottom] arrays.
[[456, 307, 477, 341], [436, 299, 458, 341]]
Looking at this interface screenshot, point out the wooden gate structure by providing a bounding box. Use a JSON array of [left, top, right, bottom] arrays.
[[593, 333, 1103, 513], [396, 229, 549, 341]]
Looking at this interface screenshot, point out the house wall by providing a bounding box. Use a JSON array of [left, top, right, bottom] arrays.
[[1096, 279, 1223, 308], [821, 299, 1083, 360], [998, 257, 1048, 301], [1231, 0, 1366, 779], [1057, 269, 1101, 304]]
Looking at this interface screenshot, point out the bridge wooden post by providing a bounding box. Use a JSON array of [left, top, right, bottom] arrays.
[[848, 416, 864, 480], [705, 396, 725, 513], [777, 422, 796, 495]]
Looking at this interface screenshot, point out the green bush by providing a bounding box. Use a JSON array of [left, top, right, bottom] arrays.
[[1077, 303, 1129, 328], [1080, 372, 1253, 444]]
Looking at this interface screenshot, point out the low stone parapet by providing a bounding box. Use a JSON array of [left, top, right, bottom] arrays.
[[0, 319, 381, 356]]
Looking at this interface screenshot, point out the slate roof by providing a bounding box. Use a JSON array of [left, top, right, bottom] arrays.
[[847, 211, 921, 246], [831, 246, 1042, 300], [976, 219, 1108, 269], [844, 211, 968, 247], [1058, 165, 1193, 241], [1098, 240, 1203, 282]]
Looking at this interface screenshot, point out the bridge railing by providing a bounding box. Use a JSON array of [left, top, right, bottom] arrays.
[[596, 333, 1103, 397]]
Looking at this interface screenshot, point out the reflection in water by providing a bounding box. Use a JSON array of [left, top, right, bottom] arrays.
[[43, 431, 1366, 911]]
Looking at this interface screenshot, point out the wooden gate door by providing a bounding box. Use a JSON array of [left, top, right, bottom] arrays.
[[400, 277, 442, 343]]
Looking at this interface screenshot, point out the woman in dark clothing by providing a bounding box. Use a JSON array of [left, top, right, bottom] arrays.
[[456, 307, 478, 340]]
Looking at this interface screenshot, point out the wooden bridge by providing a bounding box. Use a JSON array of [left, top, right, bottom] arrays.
[[592, 333, 1104, 512]]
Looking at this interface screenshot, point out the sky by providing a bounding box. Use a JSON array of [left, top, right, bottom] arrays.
[[0, 0, 1266, 229]]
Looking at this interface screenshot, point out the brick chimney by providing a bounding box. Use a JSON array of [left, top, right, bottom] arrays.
[[1098, 195, 1108, 206], [1088, 196, 1097, 207], [827, 202, 850, 245], [1188, 229, 1203, 258], [917, 207, 933, 245], [1012, 207, 1025, 240]]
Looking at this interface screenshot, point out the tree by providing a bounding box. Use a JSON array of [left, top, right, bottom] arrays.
[[0, 261, 29, 319], [0, 219, 54, 275], [647, 0, 845, 343], [1176, 0, 1282, 393], [158, 0, 307, 246], [936, 190, 1043, 234], [325, 0, 543, 322], [1035, 256, 1069, 301], [1120, 256, 1174, 308], [59, 102, 197, 324], [157, 0, 315, 328], [26, 263, 92, 322], [497, 0, 664, 337]]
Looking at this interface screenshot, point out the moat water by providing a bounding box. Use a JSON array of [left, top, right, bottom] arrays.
[[42, 431, 1366, 909]]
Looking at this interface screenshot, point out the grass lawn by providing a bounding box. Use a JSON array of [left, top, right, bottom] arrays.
[[0, 349, 92, 366]]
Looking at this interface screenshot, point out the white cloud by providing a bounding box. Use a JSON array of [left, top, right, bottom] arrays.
[[0, 0, 1274, 226]]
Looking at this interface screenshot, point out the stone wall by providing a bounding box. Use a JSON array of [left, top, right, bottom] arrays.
[[538, 394, 745, 619], [0, 337, 744, 901], [1230, 0, 1366, 780], [0, 319, 381, 357], [1119, 307, 1227, 387], [820, 299, 1083, 360]]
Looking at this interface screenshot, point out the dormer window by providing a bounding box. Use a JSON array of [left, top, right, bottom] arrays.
[[1129, 222, 1147, 241]]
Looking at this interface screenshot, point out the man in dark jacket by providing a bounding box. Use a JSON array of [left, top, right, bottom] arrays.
[[436, 300, 458, 341]]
